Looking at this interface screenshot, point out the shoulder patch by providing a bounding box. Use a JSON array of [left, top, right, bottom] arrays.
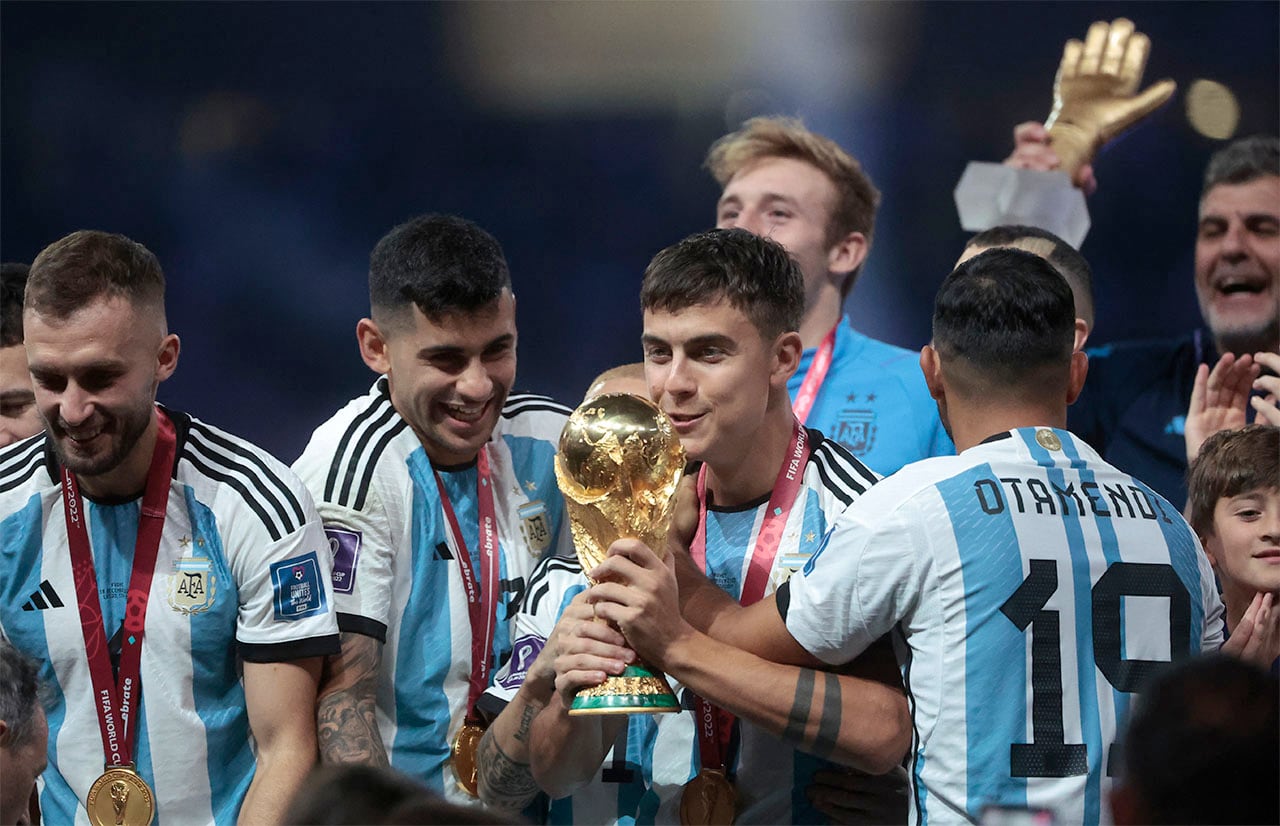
[[270, 551, 329, 621]]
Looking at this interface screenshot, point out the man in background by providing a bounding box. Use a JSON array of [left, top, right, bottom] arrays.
[[708, 117, 953, 476]]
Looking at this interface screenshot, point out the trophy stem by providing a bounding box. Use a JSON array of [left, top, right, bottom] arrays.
[[568, 663, 681, 715]]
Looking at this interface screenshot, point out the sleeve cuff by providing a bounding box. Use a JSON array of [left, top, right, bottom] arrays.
[[239, 634, 341, 663], [337, 612, 387, 643]]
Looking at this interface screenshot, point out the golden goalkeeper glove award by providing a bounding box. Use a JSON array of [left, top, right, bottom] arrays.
[[956, 18, 1176, 246], [554, 392, 685, 715]]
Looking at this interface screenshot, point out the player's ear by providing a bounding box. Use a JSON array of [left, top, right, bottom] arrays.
[[357, 318, 391, 375], [827, 230, 868, 280], [155, 333, 181, 383], [920, 345, 944, 402], [1066, 350, 1089, 405], [772, 330, 804, 386]]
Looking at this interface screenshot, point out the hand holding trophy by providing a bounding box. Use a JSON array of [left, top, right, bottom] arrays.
[[956, 18, 1175, 247], [554, 392, 685, 715]]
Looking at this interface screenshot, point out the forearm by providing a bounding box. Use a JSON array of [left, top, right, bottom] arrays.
[[664, 629, 909, 775], [240, 739, 317, 826], [529, 691, 624, 798], [476, 673, 555, 809]]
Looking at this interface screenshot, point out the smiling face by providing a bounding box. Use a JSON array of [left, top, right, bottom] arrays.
[[1202, 486, 1280, 625], [360, 291, 517, 466], [641, 297, 786, 471], [24, 295, 177, 496], [1194, 175, 1280, 354]]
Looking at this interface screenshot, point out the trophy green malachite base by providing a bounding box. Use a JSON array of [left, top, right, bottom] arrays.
[[568, 664, 680, 715]]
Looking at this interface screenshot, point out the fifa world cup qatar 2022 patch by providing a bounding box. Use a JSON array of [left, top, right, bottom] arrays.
[[325, 527, 361, 594], [497, 634, 546, 690], [270, 551, 328, 621]]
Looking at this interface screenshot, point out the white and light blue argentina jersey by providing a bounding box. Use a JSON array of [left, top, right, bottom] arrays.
[[480, 553, 653, 826], [483, 431, 880, 824], [782, 427, 1226, 826], [0, 408, 340, 826], [292, 379, 575, 804]]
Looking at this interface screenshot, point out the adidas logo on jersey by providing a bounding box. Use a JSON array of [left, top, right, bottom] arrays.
[[21, 580, 64, 611]]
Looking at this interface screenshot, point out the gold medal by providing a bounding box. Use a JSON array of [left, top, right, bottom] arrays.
[[679, 768, 737, 825], [450, 722, 486, 797], [86, 765, 155, 826]]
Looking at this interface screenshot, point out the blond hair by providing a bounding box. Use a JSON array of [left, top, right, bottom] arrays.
[[706, 116, 881, 249]]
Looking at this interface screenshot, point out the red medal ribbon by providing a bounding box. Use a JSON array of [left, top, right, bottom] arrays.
[[65, 409, 176, 768], [689, 419, 810, 772], [792, 324, 837, 425], [434, 446, 499, 724]]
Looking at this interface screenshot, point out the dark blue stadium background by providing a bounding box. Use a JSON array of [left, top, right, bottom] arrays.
[[3, 2, 1276, 461]]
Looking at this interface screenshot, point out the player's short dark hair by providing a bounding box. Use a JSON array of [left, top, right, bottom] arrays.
[[933, 247, 1075, 386], [1117, 654, 1278, 825], [640, 228, 804, 340], [1, 263, 30, 347], [1186, 424, 1280, 538], [26, 231, 165, 320], [0, 638, 42, 747], [965, 225, 1094, 326], [368, 214, 511, 326], [1202, 135, 1279, 197]]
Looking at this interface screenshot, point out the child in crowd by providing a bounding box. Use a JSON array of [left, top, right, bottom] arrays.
[[1187, 424, 1280, 669]]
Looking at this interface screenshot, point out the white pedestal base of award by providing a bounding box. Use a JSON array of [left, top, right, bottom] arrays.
[[954, 161, 1090, 248]]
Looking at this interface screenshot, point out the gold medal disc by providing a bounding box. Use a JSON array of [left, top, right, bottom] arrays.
[[86, 766, 155, 826], [679, 768, 737, 825], [450, 722, 486, 797]]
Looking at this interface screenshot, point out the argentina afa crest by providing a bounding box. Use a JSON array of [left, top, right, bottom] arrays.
[[168, 551, 217, 614]]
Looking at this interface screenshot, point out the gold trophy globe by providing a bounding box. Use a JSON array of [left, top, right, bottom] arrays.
[[554, 392, 684, 715]]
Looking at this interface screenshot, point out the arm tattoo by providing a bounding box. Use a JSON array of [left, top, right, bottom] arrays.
[[477, 719, 540, 809], [513, 702, 537, 744], [783, 669, 815, 743], [812, 671, 843, 759], [317, 633, 389, 767], [783, 669, 842, 759]]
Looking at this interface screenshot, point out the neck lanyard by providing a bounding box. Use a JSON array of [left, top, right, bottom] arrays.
[[792, 323, 838, 425], [433, 447, 499, 722], [688, 419, 810, 772], [65, 410, 176, 768]]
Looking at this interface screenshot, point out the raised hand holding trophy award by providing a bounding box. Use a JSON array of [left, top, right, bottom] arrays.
[[955, 18, 1176, 247], [554, 392, 685, 715]]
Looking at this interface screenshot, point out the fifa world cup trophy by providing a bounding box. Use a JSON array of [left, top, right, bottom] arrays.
[[554, 392, 684, 715]]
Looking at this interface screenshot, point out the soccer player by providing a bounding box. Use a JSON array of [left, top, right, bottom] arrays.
[[708, 117, 952, 475], [0, 230, 339, 824], [292, 214, 574, 804], [527, 229, 900, 823], [589, 247, 1226, 825], [0, 263, 43, 447], [468, 362, 649, 815]]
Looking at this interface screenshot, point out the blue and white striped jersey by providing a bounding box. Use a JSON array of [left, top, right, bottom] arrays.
[[783, 427, 1226, 826], [292, 379, 575, 804], [0, 408, 340, 826], [484, 430, 881, 824]]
